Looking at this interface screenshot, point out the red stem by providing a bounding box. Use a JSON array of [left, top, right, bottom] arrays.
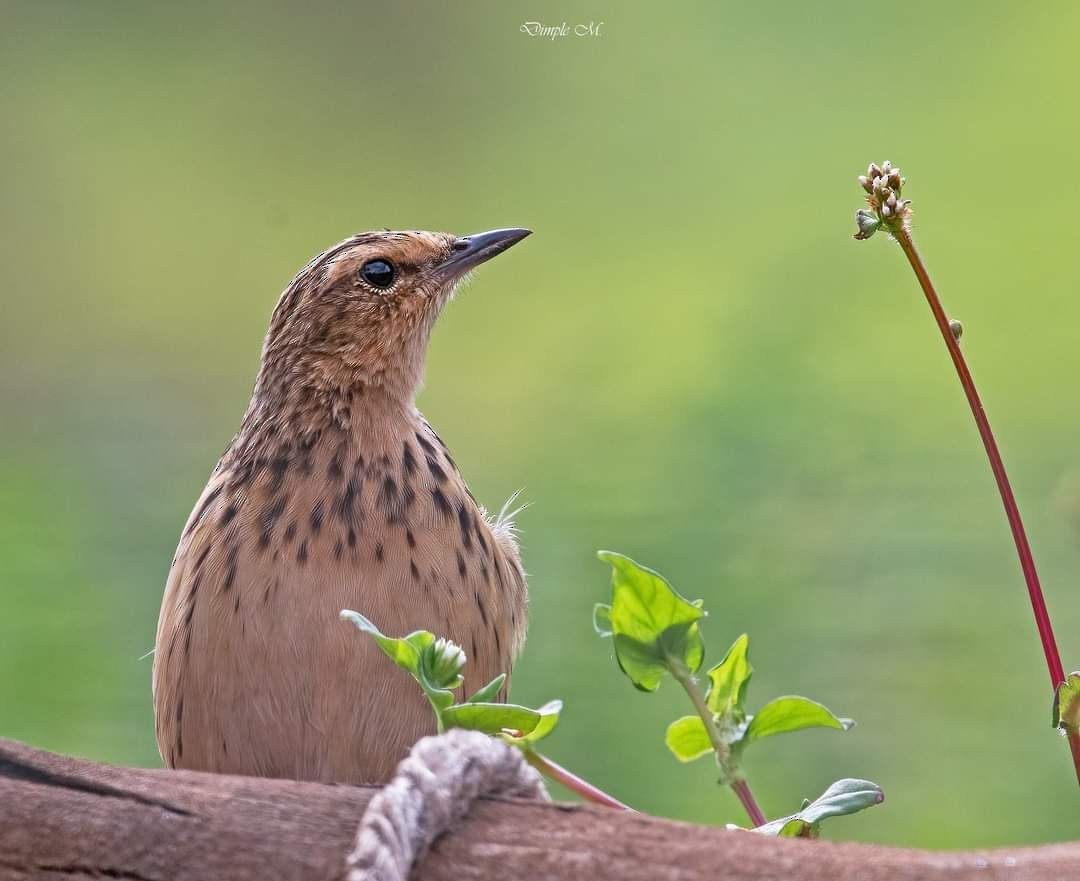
[[731, 778, 767, 827], [892, 228, 1080, 785], [525, 750, 634, 811]]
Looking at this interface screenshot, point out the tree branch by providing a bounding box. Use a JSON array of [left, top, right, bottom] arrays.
[[0, 736, 1076, 881]]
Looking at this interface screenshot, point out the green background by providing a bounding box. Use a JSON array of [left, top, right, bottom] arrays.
[[2, 0, 1079, 847]]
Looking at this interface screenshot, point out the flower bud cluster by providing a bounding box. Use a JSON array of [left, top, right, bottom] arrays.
[[853, 160, 912, 239]]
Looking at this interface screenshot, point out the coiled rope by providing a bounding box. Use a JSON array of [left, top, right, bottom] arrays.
[[345, 729, 549, 881]]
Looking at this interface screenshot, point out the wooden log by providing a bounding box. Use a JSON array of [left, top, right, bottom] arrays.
[[1, 736, 1077, 881]]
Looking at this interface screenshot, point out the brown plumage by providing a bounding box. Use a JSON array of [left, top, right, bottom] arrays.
[[153, 228, 531, 783]]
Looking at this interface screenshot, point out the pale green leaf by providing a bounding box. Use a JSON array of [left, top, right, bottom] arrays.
[[500, 699, 562, 745], [706, 634, 753, 716], [467, 674, 507, 704], [1053, 672, 1080, 732], [340, 610, 423, 674], [665, 715, 713, 762], [755, 779, 883, 837], [441, 702, 541, 737], [743, 696, 853, 745], [597, 551, 705, 691]]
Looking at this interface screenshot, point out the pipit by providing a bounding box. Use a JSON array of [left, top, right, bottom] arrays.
[[153, 228, 531, 783]]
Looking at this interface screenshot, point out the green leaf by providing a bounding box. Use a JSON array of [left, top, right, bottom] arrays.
[[665, 715, 713, 762], [1053, 672, 1080, 732], [441, 699, 561, 745], [500, 699, 562, 745], [597, 551, 705, 691], [742, 696, 854, 745], [340, 611, 455, 716], [593, 603, 613, 637], [340, 610, 425, 675], [441, 701, 543, 736], [467, 674, 507, 704], [755, 779, 884, 838], [706, 634, 753, 717]]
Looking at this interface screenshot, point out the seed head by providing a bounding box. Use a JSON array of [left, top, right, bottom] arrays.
[[853, 160, 912, 240]]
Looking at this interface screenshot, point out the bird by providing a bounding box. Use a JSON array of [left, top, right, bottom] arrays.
[[152, 228, 532, 784]]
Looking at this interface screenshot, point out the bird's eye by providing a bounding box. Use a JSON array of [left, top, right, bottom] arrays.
[[360, 259, 396, 289]]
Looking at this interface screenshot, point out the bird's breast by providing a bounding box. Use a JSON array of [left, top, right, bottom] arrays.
[[153, 416, 527, 783]]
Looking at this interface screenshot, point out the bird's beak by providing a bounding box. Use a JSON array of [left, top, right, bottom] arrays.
[[437, 228, 532, 280]]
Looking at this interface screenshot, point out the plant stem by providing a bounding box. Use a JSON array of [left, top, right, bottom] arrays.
[[891, 226, 1080, 786], [525, 749, 634, 811], [731, 779, 768, 828], [675, 669, 768, 827]]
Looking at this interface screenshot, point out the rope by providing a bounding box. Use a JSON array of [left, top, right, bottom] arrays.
[[345, 729, 549, 881]]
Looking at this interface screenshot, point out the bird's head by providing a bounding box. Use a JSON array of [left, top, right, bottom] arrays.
[[256, 228, 531, 407]]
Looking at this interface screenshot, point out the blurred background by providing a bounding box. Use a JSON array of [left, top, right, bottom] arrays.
[[3, 0, 1080, 847]]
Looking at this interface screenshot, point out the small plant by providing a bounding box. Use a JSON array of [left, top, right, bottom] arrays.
[[339, 609, 631, 810], [339, 609, 562, 745], [342, 576, 883, 834], [853, 161, 1080, 784], [593, 551, 882, 833]]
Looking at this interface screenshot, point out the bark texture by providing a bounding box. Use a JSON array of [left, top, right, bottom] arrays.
[[1, 736, 1077, 881]]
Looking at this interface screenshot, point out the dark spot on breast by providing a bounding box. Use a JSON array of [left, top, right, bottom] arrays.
[[493, 626, 502, 656], [269, 452, 290, 492], [432, 486, 452, 518], [493, 556, 506, 590], [220, 502, 238, 527], [426, 455, 447, 484], [480, 561, 490, 584], [456, 550, 467, 578], [476, 526, 489, 555], [375, 542, 385, 562], [382, 475, 398, 506], [337, 478, 360, 526], [402, 442, 417, 477], [259, 495, 288, 548], [334, 539, 344, 560], [222, 737, 229, 756], [347, 527, 357, 548], [406, 529, 416, 549], [194, 543, 212, 571], [296, 540, 308, 565], [283, 520, 297, 544], [328, 445, 345, 481], [234, 594, 240, 614], [415, 431, 436, 456], [410, 559, 420, 580], [474, 590, 488, 627], [456, 502, 473, 550], [310, 500, 324, 534], [471, 634, 479, 659], [223, 545, 239, 591]]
